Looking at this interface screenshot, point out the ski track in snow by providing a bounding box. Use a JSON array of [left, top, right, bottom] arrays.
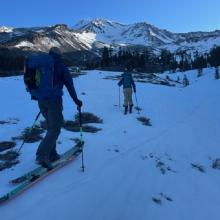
[[0, 68, 220, 220]]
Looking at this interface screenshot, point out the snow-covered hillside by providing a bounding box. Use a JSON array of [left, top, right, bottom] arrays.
[[0, 68, 220, 220]]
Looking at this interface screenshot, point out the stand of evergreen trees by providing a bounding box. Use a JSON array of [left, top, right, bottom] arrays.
[[100, 46, 160, 72], [0, 48, 25, 75], [100, 45, 220, 73], [208, 46, 220, 67], [1, 44, 220, 75]]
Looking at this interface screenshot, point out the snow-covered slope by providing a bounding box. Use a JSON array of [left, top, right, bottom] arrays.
[[1, 68, 220, 220], [164, 30, 220, 53]]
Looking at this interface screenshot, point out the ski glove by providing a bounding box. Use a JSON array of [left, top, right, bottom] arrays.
[[76, 99, 83, 107], [133, 88, 136, 93]]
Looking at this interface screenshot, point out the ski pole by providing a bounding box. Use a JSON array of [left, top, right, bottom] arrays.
[[119, 86, 121, 109], [17, 111, 41, 153], [78, 106, 85, 172], [134, 92, 140, 114]]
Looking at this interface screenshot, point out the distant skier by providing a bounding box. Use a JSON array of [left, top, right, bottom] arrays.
[[197, 68, 203, 77], [183, 74, 189, 87], [24, 47, 82, 168], [215, 66, 219, 79], [118, 68, 136, 114]]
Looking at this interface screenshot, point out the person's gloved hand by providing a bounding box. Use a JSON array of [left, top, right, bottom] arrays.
[[76, 99, 83, 108], [133, 88, 136, 93]]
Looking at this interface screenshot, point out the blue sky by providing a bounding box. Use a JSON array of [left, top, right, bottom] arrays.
[[1, 0, 220, 33]]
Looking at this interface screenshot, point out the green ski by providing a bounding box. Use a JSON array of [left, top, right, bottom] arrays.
[[0, 142, 83, 205]]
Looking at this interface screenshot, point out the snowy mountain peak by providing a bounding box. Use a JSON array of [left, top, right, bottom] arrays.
[[73, 18, 126, 33], [75, 18, 118, 27], [90, 18, 114, 26], [52, 24, 69, 30], [72, 19, 176, 47]]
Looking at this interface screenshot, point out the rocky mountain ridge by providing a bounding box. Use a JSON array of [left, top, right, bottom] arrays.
[[0, 19, 220, 59]]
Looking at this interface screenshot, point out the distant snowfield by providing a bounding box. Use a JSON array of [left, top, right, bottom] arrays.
[[163, 36, 220, 54], [0, 69, 220, 220]]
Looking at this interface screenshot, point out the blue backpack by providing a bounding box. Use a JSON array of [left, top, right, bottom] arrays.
[[24, 54, 56, 100], [123, 72, 133, 88]]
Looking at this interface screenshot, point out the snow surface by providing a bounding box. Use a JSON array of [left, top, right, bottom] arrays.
[[0, 68, 220, 220], [74, 32, 96, 49], [15, 41, 35, 48]]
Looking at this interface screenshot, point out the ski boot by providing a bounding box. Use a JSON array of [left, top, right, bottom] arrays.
[[124, 106, 128, 115], [129, 105, 133, 114]]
